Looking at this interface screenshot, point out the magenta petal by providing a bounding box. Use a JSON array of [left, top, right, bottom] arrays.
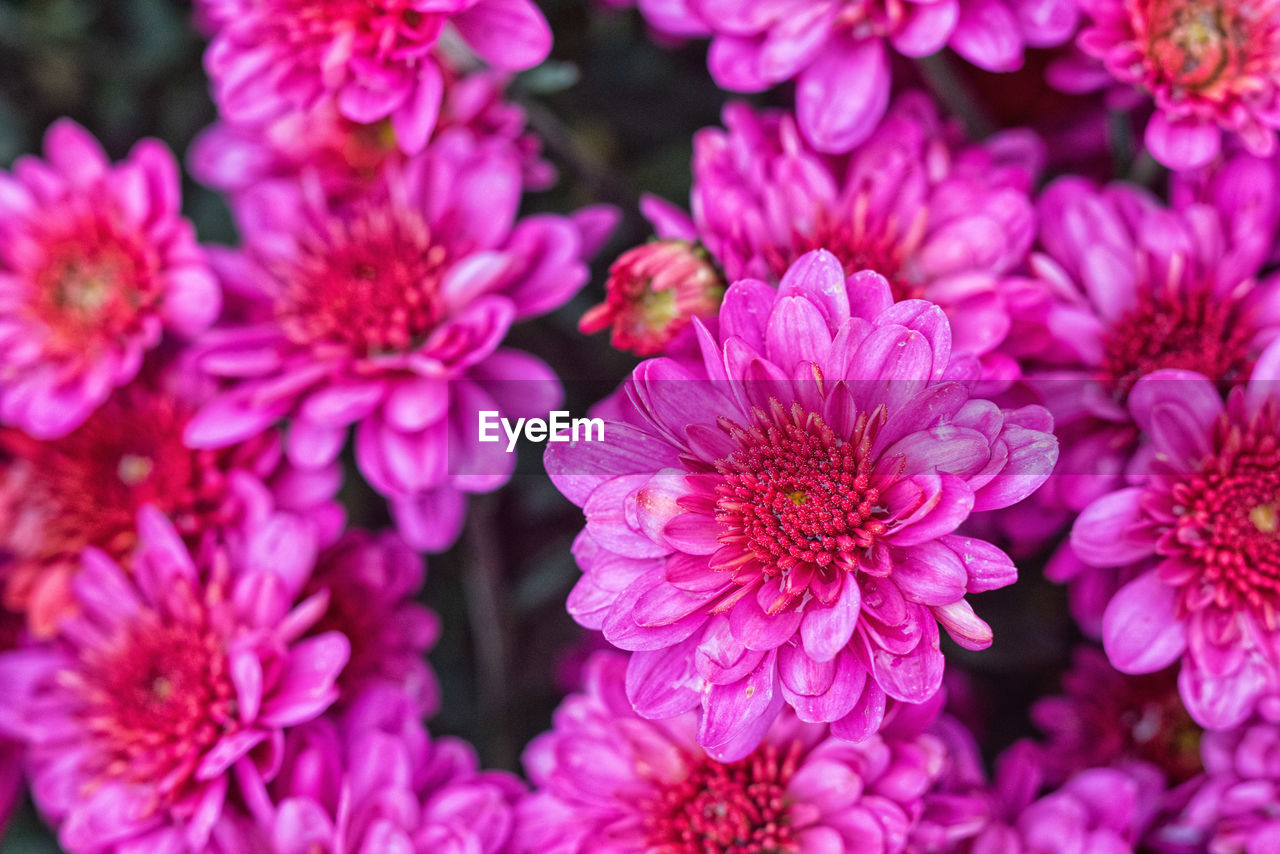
[[626, 640, 703, 719], [949, 0, 1024, 71], [1144, 112, 1221, 170], [1128, 370, 1220, 464], [829, 681, 886, 742], [699, 650, 782, 761], [1070, 487, 1156, 566], [868, 618, 944, 703], [1102, 570, 1187, 674], [728, 592, 803, 651], [1179, 655, 1266, 730], [707, 34, 773, 91], [795, 37, 889, 154], [799, 579, 861, 662], [390, 63, 443, 155], [453, 0, 552, 71]]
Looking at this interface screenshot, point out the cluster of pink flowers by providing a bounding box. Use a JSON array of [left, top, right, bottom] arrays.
[[6, 0, 1280, 849]]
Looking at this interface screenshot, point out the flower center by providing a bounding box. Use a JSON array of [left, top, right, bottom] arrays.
[[643, 741, 802, 853], [714, 402, 888, 579], [272, 205, 451, 355], [75, 591, 235, 803], [1139, 0, 1260, 97], [1159, 403, 1280, 618], [1099, 288, 1251, 398], [773, 207, 925, 302], [29, 218, 160, 356], [271, 0, 444, 69], [0, 384, 234, 615]]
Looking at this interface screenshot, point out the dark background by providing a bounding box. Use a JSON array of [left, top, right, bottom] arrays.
[[0, 2, 1077, 848]]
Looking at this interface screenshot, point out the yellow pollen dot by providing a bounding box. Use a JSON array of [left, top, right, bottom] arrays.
[[1250, 503, 1279, 534], [786, 490, 807, 506], [117, 454, 154, 486]]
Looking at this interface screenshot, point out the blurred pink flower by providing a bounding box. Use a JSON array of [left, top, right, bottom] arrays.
[[190, 61, 554, 209], [1158, 718, 1280, 852], [1049, 0, 1280, 169], [185, 128, 615, 552], [545, 250, 1056, 760], [259, 684, 524, 853], [1072, 339, 1280, 729], [517, 652, 989, 852], [203, 0, 553, 155], [1006, 163, 1280, 517], [0, 359, 343, 638], [1032, 645, 1202, 786], [304, 529, 441, 715], [0, 507, 348, 854], [630, 0, 1077, 153], [968, 741, 1167, 853], [645, 95, 1042, 381], [0, 120, 219, 440]]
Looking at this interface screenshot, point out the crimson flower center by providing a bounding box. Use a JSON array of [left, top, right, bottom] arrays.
[[715, 403, 887, 576], [1163, 409, 1280, 616], [1099, 288, 1251, 397], [273, 206, 451, 355], [76, 601, 235, 801], [776, 208, 925, 302], [271, 0, 443, 64], [30, 218, 160, 355], [643, 742, 802, 853], [1139, 0, 1260, 97], [1, 385, 239, 630]]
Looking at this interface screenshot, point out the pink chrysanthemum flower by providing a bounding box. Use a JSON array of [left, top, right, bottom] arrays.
[[1007, 165, 1280, 517], [1071, 339, 1280, 729], [0, 120, 219, 440], [545, 250, 1057, 760], [203, 0, 552, 155], [579, 240, 726, 357], [190, 60, 554, 208], [1157, 718, 1280, 852], [1049, 0, 1280, 168], [0, 507, 349, 854], [304, 529, 441, 715], [1031, 646, 1202, 786], [0, 360, 343, 638], [630, 0, 1077, 153], [185, 128, 615, 551], [258, 683, 524, 853], [517, 652, 989, 853], [644, 95, 1041, 380], [967, 742, 1167, 853]]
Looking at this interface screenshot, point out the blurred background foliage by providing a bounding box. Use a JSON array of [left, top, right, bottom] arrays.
[[0, 1, 1077, 849]]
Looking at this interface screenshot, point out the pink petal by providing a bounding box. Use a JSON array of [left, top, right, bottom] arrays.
[[795, 37, 889, 154], [1102, 570, 1187, 673]]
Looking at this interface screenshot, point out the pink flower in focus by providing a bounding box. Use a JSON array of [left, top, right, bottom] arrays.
[[967, 742, 1167, 853], [0, 507, 349, 854], [545, 250, 1057, 760], [1071, 339, 1280, 729], [631, 0, 1077, 153], [190, 61, 555, 208], [1031, 645, 1202, 786], [647, 95, 1042, 381], [1007, 165, 1280, 517], [203, 0, 552, 155], [185, 128, 615, 552], [1049, 0, 1280, 169], [304, 529, 441, 715], [0, 360, 344, 638], [579, 240, 726, 357], [517, 652, 989, 852], [260, 684, 524, 853], [1158, 719, 1280, 852], [0, 120, 219, 440]]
